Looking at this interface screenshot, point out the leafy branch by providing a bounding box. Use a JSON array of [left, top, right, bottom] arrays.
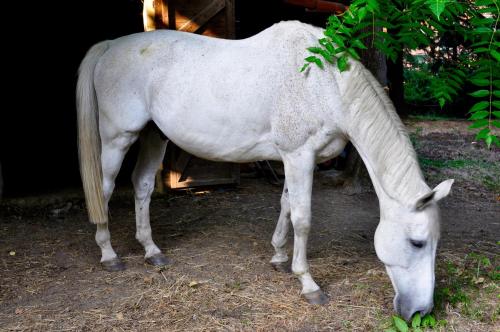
[[303, 0, 500, 148]]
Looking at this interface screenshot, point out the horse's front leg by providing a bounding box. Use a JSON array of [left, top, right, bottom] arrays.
[[283, 151, 328, 305], [131, 125, 170, 266], [270, 181, 291, 272]]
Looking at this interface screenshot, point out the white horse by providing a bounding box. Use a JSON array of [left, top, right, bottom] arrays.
[[77, 21, 453, 320]]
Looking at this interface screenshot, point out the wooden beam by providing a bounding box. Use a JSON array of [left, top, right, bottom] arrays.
[[177, 0, 225, 33]]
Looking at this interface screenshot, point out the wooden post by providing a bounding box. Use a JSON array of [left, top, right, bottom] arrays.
[[225, 0, 235, 39]]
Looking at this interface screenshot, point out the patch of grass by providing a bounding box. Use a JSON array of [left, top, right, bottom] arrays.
[[434, 249, 499, 324], [410, 127, 423, 149], [418, 158, 489, 170], [482, 175, 500, 193], [418, 156, 500, 193]]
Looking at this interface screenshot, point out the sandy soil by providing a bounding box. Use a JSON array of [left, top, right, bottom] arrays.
[[0, 120, 498, 331]]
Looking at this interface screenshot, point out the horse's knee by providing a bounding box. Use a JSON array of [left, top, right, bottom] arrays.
[[291, 212, 311, 235], [132, 175, 154, 201]]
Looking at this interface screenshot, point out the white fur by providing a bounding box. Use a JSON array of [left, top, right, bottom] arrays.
[[77, 21, 453, 317]]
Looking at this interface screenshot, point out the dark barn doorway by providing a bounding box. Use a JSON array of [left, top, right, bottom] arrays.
[[2, 0, 337, 197]]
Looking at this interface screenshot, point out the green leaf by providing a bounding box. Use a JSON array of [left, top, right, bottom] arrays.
[[493, 90, 500, 98], [469, 111, 489, 120], [347, 47, 361, 60], [492, 111, 500, 118], [384, 329, 397, 332], [428, 315, 437, 327], [491, 50, 500, 62], [351, 39, 368, 50], [493, 101, 500, 109], [393, 316, 409, 332], [474, 27, 493, 33], [469, 101, 489, 113], [421, 314, 437, 327], [307, 47, 323, 54], [305, 56, 324, 69], [469, 90, 490, 98], [492, 135, 500, 147], [338, 55, 349, 72], [411, 313, 422, 328], [476, 0, 494, 5], [300, 63, 309, 73], [470, 78, 490, 87], [331, 35, 346, 48], [474, 47, 491, 54], [492, 120, 500, 128], [438, 97, 446, 109], [476, 128, 490, 140], [426, 0, 450, 20], [469, 119, 489, 128], [486, 134, 493, 148]]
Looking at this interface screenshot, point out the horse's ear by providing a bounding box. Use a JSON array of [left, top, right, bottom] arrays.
[[414, 191, 435, 210], [414, 179, 454, 210], [432, 179, 454, 202]]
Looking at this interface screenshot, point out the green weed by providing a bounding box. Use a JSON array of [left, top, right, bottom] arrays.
[[384, 313, 446, 332]]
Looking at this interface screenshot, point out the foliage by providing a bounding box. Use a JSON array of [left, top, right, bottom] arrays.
[[303, 0, 500, 148], [384, 313, 446, 331]]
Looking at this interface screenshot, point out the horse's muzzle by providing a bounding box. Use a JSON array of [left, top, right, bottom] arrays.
[[394, 294, 433, 321]]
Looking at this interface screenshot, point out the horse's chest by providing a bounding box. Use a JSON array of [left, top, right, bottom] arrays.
[[316, 137, 348, 161]]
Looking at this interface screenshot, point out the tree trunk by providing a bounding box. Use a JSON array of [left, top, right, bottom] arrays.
[[337, 27, 388, 193], [387, 53, 406, 115]]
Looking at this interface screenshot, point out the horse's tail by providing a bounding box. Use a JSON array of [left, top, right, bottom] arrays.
[[76, 41, 110, 224]]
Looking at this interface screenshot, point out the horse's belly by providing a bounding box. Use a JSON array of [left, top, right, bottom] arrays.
[[169, 132, 280, 163], [152, 110, 280, 163]]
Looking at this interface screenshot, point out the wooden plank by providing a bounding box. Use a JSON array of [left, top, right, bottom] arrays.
[[166, 144, 239, 189], [177, 0, 225, 33], [225, 0, 235, 39], [154, 0, 168, 28]]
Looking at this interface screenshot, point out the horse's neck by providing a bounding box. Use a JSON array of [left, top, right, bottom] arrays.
[[341, 66, 429, 208]]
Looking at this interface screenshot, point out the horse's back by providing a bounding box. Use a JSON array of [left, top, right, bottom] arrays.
[[92, 21, 345, 162]]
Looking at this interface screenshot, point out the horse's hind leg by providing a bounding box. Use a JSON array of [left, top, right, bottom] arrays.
[[97, 127, 138, 271], [270, 181, 291, 273], [131, 124, 170, 266]]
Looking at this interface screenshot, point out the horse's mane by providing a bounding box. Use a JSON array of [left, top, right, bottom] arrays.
[[340, 62, 429, 206]]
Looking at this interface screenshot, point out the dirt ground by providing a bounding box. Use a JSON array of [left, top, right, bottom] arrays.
[[0, 120, 498, 331]]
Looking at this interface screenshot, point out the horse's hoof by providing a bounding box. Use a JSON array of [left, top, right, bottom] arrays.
[[271, 261, 291, 273], [303, 289, 329, 305], [101, 257, 126, 272], [145, 253, 171, 267]]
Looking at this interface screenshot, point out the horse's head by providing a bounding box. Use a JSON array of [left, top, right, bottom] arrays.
[[374, 179, 454, 320]]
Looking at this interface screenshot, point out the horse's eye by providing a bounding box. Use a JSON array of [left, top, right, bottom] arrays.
[[410, 240, 425, 249]]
